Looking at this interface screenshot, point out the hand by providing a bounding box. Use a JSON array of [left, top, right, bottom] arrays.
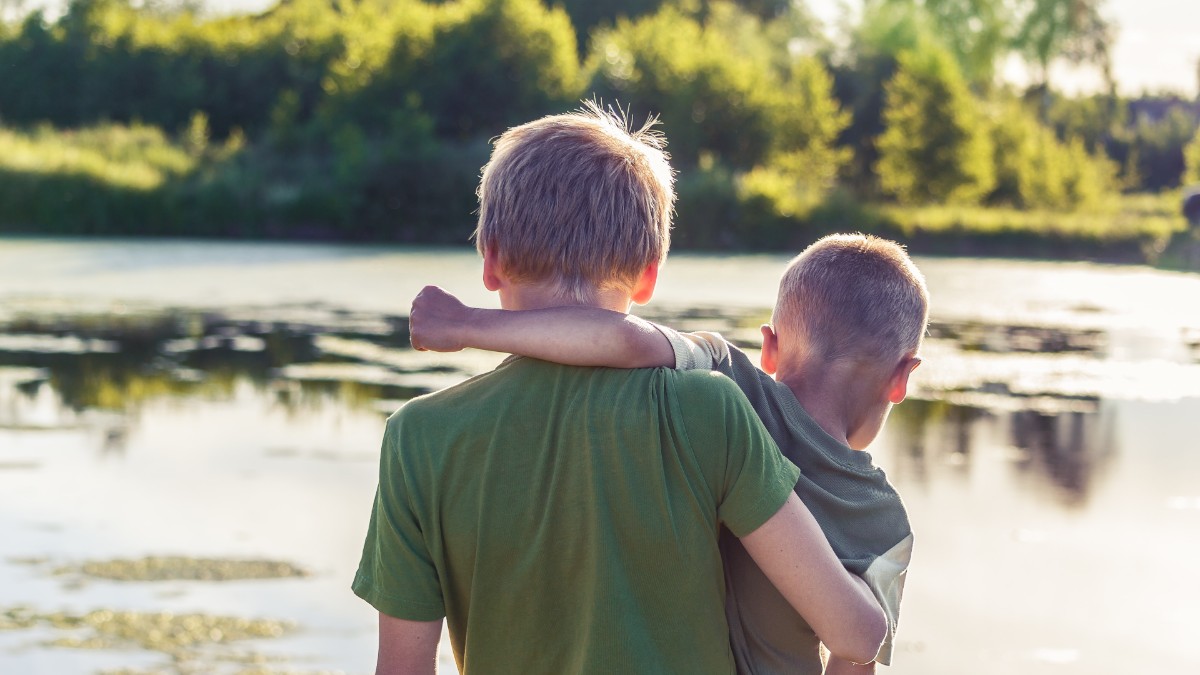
[[409, 285, 473, 352]]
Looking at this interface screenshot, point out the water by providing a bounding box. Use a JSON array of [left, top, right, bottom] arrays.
[[1, 238, 1199, 674]]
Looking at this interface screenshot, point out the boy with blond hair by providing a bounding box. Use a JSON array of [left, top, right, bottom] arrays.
[[353, 105, 886, 675], [410, 233, 927, 674]]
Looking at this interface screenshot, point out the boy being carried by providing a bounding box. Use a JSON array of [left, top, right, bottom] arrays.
[[355, 105, 887, 675], [409, 233, 928, 674]]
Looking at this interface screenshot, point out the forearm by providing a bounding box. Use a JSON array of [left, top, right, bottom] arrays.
[[454, 306, 674, 368], [739, 494, 887, 665]]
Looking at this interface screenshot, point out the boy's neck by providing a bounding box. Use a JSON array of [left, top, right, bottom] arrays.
[[500, 282, 632, 314], [775, 359, 881, 450]]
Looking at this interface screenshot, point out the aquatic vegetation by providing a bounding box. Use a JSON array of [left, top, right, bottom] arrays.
[[928, 321, 1107, 355], [58, 557, 310, 583], [47, 609, 290, 650], [0, 605, 299, 674]]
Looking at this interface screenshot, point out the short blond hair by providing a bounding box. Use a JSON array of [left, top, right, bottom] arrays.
[[473, 102, 675, 302], [774, 233, 929, 362]]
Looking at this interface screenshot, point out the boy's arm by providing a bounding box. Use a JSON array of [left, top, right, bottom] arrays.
[[739, 493, 888, 666], [826, 656, 877, 675], [408, 285, 675, 367], [377, 613, 442, 674]]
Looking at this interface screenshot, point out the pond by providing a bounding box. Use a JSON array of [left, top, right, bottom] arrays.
[[1, 238, 1199, 674]]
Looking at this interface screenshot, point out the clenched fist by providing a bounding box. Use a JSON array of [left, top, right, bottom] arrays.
[[408, 285, 472, 352]]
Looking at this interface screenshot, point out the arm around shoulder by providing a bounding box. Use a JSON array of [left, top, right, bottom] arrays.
[[738, 493, 888, 665], [376, 613, 443, 675], [408, 285, 674, 367]]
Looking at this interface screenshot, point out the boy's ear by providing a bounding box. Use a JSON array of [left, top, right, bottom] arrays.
[[630, 262, 660, 305], [886, 356, 921, 404], [759, 324, 779, 375], [482, 247, 504, 292]]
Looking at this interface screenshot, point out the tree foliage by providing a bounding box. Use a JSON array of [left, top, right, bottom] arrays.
[[0, 0, 1190, 248], [590, 4, 775, 170], [877, 46, 994, 204], [1012, 0, 1114, 90], [1186, 128, 1200, 186], [990, 99, 1115, 210], [1108, 104, 1199, 192], [865, 0, 1009, 86]]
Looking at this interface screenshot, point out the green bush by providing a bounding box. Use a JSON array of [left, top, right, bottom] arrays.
[[1186, 127, 1200, 185], [589, 3, 777, 170], [673, 158, 742, 248], [876, 45, 994, 205], [989, 99, 1116, 210], [1109, 106, 1198, 192]]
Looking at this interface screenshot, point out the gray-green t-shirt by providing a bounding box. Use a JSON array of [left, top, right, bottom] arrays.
[[353, 357, 801, 674], [659, 328, 913, 672]]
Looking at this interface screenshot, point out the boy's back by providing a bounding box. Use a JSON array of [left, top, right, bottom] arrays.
[[353, 357, 801, 674]]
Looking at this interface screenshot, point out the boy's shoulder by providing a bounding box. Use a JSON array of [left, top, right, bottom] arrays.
[[393, 358, 745, 430], [663, 366, 761, 422]]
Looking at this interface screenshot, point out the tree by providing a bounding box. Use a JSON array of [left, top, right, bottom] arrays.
[[989, 98, 1114, 210], [589, 4, 777, 169], [1013, 0, 1115, 94], [1181, 123, 1200, 186], [919, 0, 1010, 86], [762, 55, 851, 192], [876, 45, 994, 204], [1109, 103, 1199, 192], [415, 0, 583, 139], [867, 0, 1011, 87], [554, 0, 665, 46]]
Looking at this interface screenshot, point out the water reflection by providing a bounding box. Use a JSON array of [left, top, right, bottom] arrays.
[[931, 321, 1107, 355], [0, 305, 1142, 505], [887, 398, 1118, 506], [0, 307, 431, 448]]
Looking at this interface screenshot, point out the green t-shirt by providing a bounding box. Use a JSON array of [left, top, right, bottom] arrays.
[[353, 357, 800, 674]]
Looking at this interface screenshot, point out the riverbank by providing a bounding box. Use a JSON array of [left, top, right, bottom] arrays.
[[0, 121, 1190, 266]]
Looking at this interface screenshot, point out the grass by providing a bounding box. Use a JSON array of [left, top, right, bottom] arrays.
[[0, 123, 196, 192], [882, 192, 1185, 242]]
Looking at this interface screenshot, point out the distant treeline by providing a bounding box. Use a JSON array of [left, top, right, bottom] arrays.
[[0, 0, 1195, 254]]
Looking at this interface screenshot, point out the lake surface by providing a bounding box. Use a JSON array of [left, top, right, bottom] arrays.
[[2, 238, 1199, 674]]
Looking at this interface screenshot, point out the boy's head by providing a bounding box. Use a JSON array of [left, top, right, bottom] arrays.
[[766, 233, 929, 450], [772, 233, 929, 365], [474, 102, 675, 304]]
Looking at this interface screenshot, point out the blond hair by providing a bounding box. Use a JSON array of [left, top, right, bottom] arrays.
[[473, 102, 675, 302], [774, 233, 929, 362]]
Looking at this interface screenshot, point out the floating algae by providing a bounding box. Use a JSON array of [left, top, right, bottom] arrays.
[[44, 609, 291, 651], [0, 554, 324, 667], [58, 556, 310, 582], [1, 605, 301, 674]]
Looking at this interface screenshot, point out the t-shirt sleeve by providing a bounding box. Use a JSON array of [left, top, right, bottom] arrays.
[[652, 324, 729, 372], [672, 371, 800, 537], [351, 412, 446, 621], [862, 533, 914, 665]]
